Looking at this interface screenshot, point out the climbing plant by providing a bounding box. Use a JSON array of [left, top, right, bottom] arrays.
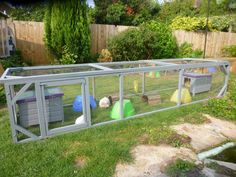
[[44, 0, 91, 64]]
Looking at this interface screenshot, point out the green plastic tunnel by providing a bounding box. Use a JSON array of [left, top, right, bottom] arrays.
[[110, 99, 135, 120]]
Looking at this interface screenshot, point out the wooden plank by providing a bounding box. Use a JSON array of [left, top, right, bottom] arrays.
[[1, 20, 5, 56]]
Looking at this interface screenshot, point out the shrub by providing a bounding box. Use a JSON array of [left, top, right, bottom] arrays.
[[210, 16, 232, 32], [108, 28, 144, 61], [205, 75, 236, 121], [171, 15, 236, 32], [142, 21, 177, 59], [0, 50, 25, 69], [0, 85, 6, 104], [222, 45, 236, 57], [108, 21, 177, 61], [177, 42, 203, 58], [171, 16, 211, 31], [98, 49, 113, 62]]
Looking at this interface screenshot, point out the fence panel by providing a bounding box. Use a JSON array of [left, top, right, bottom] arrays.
[[10, 21, 236, 65], [174, 30, 236, 57], [11, 21, 52, 65]]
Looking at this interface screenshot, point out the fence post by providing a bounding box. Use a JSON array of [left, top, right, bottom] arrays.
[[218, 64, 231, 97], [119, 74, 124, 119], [4, 84, 18, 143], [92, 77, 96, 99], [84, 77, 92, 126], [142, 72, 145, 95], [177, 69, 184, 106], [35, 82, 47, 138]]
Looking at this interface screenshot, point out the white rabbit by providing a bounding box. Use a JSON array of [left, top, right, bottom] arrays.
[[99, 97, 111, 108]]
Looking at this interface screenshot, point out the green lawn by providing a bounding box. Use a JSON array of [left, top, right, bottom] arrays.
[[0, 70, 227, 177], [0, 104, 207, 177]]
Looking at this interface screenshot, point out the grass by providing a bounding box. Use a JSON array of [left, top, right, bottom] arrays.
[[0, 103, 207, 177], [165, 158, 204, 177], [0, 70, 228, 176]]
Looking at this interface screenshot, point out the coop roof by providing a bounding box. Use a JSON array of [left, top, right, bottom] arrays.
[[0, 58, 230, 84]]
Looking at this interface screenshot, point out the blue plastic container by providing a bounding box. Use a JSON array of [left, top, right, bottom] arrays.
[[73, 95, 97, 112]]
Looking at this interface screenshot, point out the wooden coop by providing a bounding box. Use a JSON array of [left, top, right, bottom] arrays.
[[0, 11, 10, 58]]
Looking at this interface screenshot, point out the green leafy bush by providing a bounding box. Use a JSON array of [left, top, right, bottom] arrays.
[[0, 85, 6, 104], [108, 28, 144, 61], [222, 45, 236, 57], [0, 50, 25, 69], [177, 42, 203, 58], [108, 21, 177, 61], [171, 15, 236, 32], [206, 75, 236, 120], [210, 16, 232, 32], [171, 16, 214, 32]]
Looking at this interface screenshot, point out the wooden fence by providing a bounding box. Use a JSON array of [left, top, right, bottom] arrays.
[[9, 21, 236, 65], [174, 30, 236, 58], [91, 24, 133, 54], [10, 21, 52, 65]]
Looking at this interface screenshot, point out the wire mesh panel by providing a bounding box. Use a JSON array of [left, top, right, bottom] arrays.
[[89, 75, 120, 124], [11, 66, 101, 77], [183, 66, 225, 102], [11, 84, 41, 141], [41, 79, 88, 134], [123, 69, 179, 117]]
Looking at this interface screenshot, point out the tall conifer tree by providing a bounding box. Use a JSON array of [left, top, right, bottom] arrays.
[[44, 0, 90, 63]]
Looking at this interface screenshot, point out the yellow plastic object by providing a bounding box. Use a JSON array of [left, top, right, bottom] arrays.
[[170, 88, 192, 104], [133, 80, 139, 93]]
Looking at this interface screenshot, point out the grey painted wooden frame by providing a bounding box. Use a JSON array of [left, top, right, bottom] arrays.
[[0, 58, 230, 143]]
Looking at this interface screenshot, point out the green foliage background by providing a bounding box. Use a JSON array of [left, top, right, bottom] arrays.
[[171, 15, 236, 32], [94, 0, 160, 25], [44, 0, 91, 64], [10, 3, 46, 22]]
